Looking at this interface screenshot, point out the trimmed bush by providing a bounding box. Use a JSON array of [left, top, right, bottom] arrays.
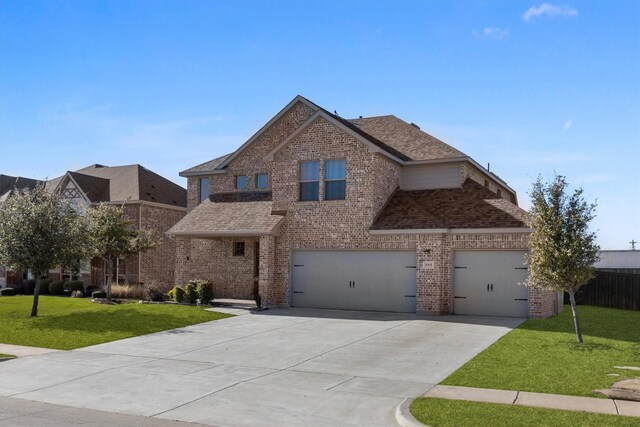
[[39, 279, 50, 295], [144, 281, 166, 302], [169, 286, 185, 303], [0, 288, 16, 296], [25, 279, 36, 295], [64, 281, 84, 292], [48, 281, 65, 295], [92, 291, 107, 299], [195, 280, 214, 305], [184, 283, 198, 304]]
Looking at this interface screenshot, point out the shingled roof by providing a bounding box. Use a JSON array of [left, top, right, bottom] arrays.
[[167, 200, 284, 237], [0, 175, 43, 202], [180, 153, 232, 176], [349, 115, 464, 161], [372, 179, 530, 230]]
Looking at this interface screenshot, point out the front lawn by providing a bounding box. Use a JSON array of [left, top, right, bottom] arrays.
[[0, 296, 232, 350], [411, 397, 638, 427], [442, 305, 640, 397]]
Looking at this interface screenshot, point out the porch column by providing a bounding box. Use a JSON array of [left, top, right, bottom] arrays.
[[258, 235, 276, 307]]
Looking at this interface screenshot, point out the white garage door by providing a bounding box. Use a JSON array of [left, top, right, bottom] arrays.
[[291, 250, 416, 313], [453, 251, 529, 317]]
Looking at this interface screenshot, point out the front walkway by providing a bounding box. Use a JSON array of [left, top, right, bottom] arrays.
[[0, 343, 58, 358], [423, 385, 640, 417], [0, 308, 522, 427]]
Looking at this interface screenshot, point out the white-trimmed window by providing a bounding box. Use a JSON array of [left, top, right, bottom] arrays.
[[324, 159, 346, 200], [299, 161, 320, 201], [236, 175, 248, 190], [199, 177, 209, 203], [256, 173, 268, 190]]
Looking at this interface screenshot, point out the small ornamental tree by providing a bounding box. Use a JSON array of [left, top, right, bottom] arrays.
[[0, 186, 92, 316], [90, 203, 156, 300], [525, 174, 599, 344]]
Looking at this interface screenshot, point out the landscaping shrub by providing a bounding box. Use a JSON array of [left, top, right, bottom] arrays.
[[25, 279, 36, 295], [144, 281, 167, 302], [110, 283, 145, 300], [169, 286, 185, 303], [0, 288, 15, 296], [39, 279, 50, 295], [11, 284, 25, 294], [48, 281, 65, 295], [63, 281, 84, 292], [184, 283, 198, 304], [92, 291, 107, 299], [195, 280, 214, 304]]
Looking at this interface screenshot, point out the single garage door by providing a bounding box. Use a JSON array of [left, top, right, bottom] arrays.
[[453, 250, 529, 317], [291, 250, 416, 313]]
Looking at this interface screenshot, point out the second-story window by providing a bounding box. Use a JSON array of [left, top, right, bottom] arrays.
[[256, 173, 268, 190], [325, 159, 346, 200], [236, 175, 247, 190], [299, 160, 320, 201], [199, 177, 209, 203]]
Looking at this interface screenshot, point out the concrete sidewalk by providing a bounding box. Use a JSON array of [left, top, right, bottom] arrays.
[[423, 385, 640, 417], [0, 343, 58, 358]]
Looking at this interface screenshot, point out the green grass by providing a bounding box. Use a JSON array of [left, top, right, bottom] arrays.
[[0, 353, 15, 358], [0, 295, 233, 350], [442, 305, 640, 397], [411, 397, 639, 427]]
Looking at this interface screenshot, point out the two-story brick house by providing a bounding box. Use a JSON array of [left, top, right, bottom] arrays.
[[169, 96, 560, 318]]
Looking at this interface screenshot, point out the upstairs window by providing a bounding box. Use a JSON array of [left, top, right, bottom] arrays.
[[256, 173, 268, 190], [236, 175, 247, 190], [199, 177, 209, 203], [325, 159, 346, 200], [299, 160, 320, 201]]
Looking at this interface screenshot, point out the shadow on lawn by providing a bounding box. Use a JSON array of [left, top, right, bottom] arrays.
[[27, 307, 201, 335], [517, 305, 640, 344]]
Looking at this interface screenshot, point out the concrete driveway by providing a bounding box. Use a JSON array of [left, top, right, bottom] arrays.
[[0, 308, 523, 426]]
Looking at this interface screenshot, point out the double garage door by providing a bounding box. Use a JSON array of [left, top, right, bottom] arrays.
[[290, 249, 529, 317], [291, 250, 416, 313], [453, 251, 529, 318]]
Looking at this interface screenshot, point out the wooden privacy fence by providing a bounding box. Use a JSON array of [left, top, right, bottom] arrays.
[[564, 271, 640, 310]]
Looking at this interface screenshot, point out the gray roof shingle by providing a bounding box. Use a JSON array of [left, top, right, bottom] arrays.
[[167, 199, 284, 237]]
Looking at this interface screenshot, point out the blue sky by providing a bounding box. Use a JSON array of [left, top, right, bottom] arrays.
[[1, 1, 638, 249]]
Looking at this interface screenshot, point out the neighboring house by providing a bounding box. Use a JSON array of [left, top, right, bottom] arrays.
[[595, 250, 640, 275], [0, 165, 187, 287], [169, 96, 559, 318], [0, 175, 44, 287], [46, 164, 187, 286]]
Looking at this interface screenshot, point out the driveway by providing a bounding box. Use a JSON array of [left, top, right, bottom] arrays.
[[0, 308, 523, 426]]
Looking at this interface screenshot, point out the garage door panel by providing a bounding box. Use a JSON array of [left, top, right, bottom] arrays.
[[291, 250, 416, 313], [453, 251, 529, 318]]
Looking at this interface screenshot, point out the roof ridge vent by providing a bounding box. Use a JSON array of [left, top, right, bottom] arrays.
[[410, 122, 420, 130]]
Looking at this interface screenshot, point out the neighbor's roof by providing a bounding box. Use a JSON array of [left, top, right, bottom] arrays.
[[53, 164, 187, 207], [371, 179, 530, 230], [0, 174, 43, 202], [167, 197, 284, 237]]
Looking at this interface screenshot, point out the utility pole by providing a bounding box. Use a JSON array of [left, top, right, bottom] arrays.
[[631, 240, 637, 250]]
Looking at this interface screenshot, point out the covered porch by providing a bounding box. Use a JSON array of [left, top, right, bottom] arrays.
[[167, 196, 284, 305]]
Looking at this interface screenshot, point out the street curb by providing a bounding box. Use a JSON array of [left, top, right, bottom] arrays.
[[395, 398, 427, 427]]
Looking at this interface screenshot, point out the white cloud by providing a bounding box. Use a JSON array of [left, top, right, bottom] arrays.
[[564, 120, 573, 130], [523, 3, 578, 22], [481, 27, 509, 40]]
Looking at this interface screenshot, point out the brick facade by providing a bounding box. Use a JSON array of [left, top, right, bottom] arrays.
[[176, 102, 558, 318]]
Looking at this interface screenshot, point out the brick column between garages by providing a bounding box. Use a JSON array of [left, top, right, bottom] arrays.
[[259, 235, 276, 306], [416, 234, 448, 315]]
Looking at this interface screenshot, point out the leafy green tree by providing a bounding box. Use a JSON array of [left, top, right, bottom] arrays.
[[0, 186, 92, 316], [90, 203, 156, 300], [525, 174, 599, 344]]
